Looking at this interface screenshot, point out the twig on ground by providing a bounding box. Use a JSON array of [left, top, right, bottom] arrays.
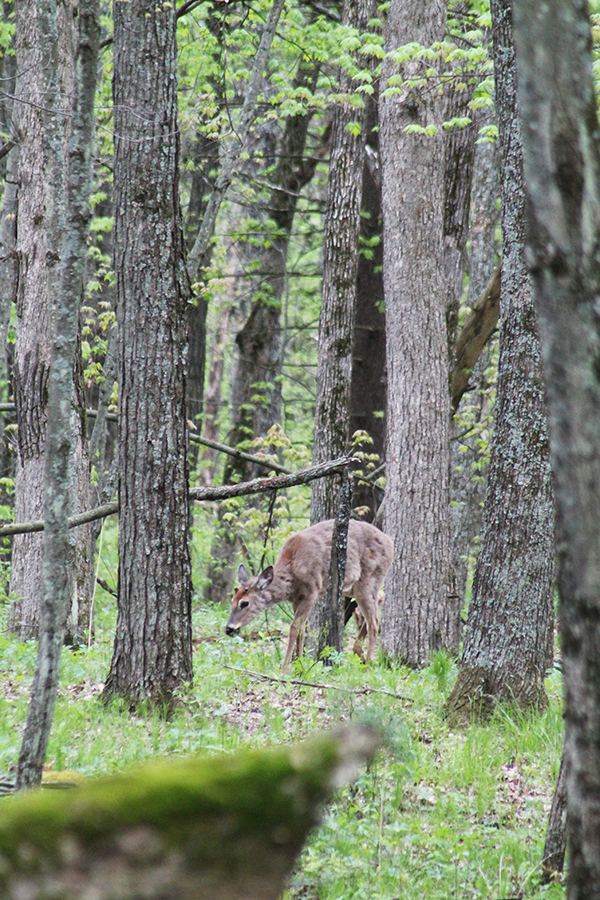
[[221, 663, 412, 702]]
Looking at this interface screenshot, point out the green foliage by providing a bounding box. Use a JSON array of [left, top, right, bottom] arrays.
[[0, 571, 565, 900]]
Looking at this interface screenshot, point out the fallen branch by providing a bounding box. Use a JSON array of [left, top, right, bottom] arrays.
[[0, 456, 359, 536], [221, 663, 412, 702]]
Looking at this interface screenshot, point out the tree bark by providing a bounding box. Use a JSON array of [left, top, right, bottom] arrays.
[[450, 122, 501, 611], [350, 103, 386, 521], [446, 0, 554, 723], [16, 0, 99, 788], [379, 0, 453, 665], [541, 745, 568, 883], [310, 0, 373, 525], [9, 0, 92, 646], [309, 470, 353, 660], [512, 1, 600, 895], [103, 0, 193, 708]]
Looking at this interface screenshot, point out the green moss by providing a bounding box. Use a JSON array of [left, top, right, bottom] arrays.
[[0, 733, 344, 872]]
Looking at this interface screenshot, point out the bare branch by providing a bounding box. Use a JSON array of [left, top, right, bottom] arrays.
[[0, 456, 359, 536], [451, 259, 501, 413]]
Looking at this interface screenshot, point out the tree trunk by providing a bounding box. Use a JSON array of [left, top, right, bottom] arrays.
[[512, 1, 600, 895], [450, 126, 501, 608], [350, 106, 386, 521], [16, 0, 99, 788], [446, 0, 554, 723], [9, 0, 92, 645], [183, 6, 225, 460], [103, 0, 192, 708], [379, 0, 453, 665], [310, 0, 373, 526], [541, 744, 568, 883]]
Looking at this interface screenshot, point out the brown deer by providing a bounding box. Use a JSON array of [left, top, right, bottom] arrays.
[[225, 519, 393, 671]]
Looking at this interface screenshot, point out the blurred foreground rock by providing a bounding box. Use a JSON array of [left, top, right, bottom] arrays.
[[0, 727, 379, 900]]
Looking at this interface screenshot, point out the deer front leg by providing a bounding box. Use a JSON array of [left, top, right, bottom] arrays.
[[282, 595, 317, 673]]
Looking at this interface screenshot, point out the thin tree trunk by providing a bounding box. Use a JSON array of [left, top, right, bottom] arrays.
[[379, 0, 452, 665], [16, 0, 99, 788], [203, 62, 323, 604], [541, 745, 568, 883], [350, 102, 386, 521], [512, 2, 600, 895], [310, 0, 373, 526], [450, 124, 501, 609], [446, 0, 554, 723], [103, 0, 192, 708], [309, 471, 353, 658]]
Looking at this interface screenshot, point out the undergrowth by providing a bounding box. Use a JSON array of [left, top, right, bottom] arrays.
[[0, 518, 565, 900]]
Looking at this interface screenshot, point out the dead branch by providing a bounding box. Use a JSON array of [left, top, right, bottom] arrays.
[[220, 664, 411, 702], [451, 259, 502, 413], [0, 456, 359, 537]]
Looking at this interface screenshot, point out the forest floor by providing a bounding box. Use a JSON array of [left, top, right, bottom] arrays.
[[0, 581, 565, 900]]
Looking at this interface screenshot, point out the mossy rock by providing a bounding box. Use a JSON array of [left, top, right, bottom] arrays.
[[0, 726, 378, 900]]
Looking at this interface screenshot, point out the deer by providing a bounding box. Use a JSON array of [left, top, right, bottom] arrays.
[[225, 519, 393, 672]]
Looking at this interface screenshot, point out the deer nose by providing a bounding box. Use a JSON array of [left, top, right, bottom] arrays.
[[225, 625, 239, 637]]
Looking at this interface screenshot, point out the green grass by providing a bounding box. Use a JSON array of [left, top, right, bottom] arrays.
[[0, 521, 565, 900]]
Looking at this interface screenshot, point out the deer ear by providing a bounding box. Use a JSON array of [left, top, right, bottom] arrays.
[[238, 563, 249, 585], [257, 566, 274, 590]]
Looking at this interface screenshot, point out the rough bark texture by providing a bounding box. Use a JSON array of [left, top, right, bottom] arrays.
[[446, 0, 554, 723], [379, 0, 453, 665], [9, 0, 92, 645], [310, 0, 372, 525], [309, 471, 352, 659], [103, 0, 193, 707], [512, 1, 600, 895], [16, 0, 99, 788], [541, 746, 568, 883]]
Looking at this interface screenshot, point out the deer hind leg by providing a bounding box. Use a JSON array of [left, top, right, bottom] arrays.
[[356, 589, 385, 662], [352, 609, 368, 660]]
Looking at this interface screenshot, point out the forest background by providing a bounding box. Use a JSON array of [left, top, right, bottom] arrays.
[[0, 0, 599, 897]]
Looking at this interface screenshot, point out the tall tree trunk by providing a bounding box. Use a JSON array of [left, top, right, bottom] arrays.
[[310, 0, 373, 526], [306, 0, 373, 659], [16, 0, 99, 788], [512, 1, 600, 895], [183, 5, 225, 462], [0, 30, 18, 528], [9, 0, 92, 645], [350, 107, 386, 522], [450, 128, 501, 607], [103, 0, 192, 708], [446, 0, 554, 723], [379, 0, 453, 665]]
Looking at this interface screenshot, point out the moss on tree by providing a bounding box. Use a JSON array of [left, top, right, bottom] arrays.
[[0, 727, 378, 900]]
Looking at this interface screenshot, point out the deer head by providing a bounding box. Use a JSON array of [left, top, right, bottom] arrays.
[[225, 564, 275, 636]]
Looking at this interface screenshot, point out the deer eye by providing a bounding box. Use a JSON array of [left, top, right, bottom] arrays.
[[239, 599, 249, 609]]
